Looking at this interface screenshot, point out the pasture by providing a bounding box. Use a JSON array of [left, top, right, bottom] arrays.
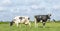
[[0, 22, 60, 31]]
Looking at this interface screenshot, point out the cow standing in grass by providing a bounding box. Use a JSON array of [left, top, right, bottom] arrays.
[[10, 16, 31, 27], [34, 14, 51, 28]]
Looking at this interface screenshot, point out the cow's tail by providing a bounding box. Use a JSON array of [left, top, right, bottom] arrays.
[[10, 21, 14, 26]]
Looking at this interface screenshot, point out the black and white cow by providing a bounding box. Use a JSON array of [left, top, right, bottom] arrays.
[[34, 14, 51, 28], [10, 16, 31, 27]]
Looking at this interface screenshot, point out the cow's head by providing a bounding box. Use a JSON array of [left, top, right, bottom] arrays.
[[47, 14, 51, 19], [10, 20, 15, 26], [10, 21, 13, 26]]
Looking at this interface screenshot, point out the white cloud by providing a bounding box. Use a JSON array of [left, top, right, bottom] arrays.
[[0, 7, 7, 11], [52, 5, 60, 9], [31, 5, 39, 9], [10, 7, 20, 13], [25, 8, 31, 13], [0, 7, 4, 10], [1, 0, 12, 5], [31, 4, 49, 10]]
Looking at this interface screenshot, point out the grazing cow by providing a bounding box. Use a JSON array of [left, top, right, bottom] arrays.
[[10, 16, 31, 27], [34, 14, 51, 28]]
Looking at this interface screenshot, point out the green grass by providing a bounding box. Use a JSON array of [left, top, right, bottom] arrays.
[[0, 22, 60, 31]]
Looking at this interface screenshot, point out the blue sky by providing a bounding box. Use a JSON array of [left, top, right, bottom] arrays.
[[0, 0, 60, 21]]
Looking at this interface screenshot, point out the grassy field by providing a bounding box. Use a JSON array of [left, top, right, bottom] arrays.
[[0, 22, 60, 31]]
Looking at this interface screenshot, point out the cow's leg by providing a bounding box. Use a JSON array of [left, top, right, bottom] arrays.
[[16, 23, 18, 27], [15, 22, 19, 27], [34, 18, 38, 27], [43, 22, 46, 28], [28, 22, 31, 27], [36, 22, 38, 28], [25, 21, 31, 27], [17, 23, 18, 27], [27, 20, 31, 27], [42, 20, 46, 28], [34, 18, 36, 27]]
